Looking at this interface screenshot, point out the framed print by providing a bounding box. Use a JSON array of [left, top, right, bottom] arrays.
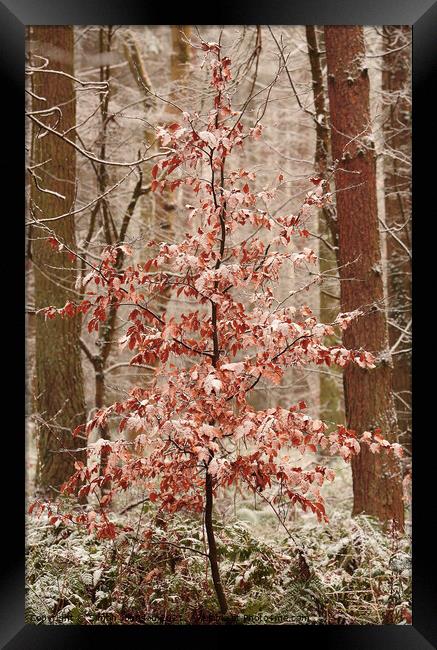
[[1, 0, 435, 647]]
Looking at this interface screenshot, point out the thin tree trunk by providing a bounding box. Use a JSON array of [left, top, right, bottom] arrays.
[[306, 26, 343, 426], [324, 26, 404, 529], [30, 26, 87, 496], [95, 26, 113, 449], [205, 471, 228, 615], [382, 26, 412, 448], [205, 151, 229, 616], [78, 29, 146, 455]]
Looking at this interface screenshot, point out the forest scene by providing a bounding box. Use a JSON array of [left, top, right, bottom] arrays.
[[25, 25, 412, 625]]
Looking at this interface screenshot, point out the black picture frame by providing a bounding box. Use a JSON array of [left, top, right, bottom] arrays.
[[2, 0, 435, 646]]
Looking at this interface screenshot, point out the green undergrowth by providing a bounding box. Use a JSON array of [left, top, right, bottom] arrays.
[[26, 492, 411, 625]]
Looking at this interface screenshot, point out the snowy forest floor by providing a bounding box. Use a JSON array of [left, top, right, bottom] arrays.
[[26, 442, 412, 626]]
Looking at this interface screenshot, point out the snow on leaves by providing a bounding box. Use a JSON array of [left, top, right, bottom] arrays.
[[31, 39, 404, 539]]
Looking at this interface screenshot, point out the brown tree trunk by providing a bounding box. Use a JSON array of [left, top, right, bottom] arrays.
[[170, 26, 191, 95], [158, 28, 191, 254], [154, 26, 192, 314], [205, 471, 228, 615], [122, 29, 157, 231], [205, 141, 229, 616], [81, 29, 144, 452], [382, 26, 412, 448], [306, 26, 343, 427], [30, 26, 87, 496], [94, 27, 116, 459], [324, 26, 404, 529]]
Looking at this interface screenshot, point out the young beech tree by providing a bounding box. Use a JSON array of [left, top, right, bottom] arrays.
[[34, 41, 404, 616]]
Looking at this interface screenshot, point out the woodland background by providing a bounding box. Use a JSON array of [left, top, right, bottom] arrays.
[[25, 25, 411, 625]]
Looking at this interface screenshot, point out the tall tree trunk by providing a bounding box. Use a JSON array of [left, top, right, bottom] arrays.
[[382, 26, 412, 448], [306, 26, 343, 427], [124, 26, 191, 320], [159, 26, 191, 289], [154, 26, 192, 314], [324, 26, 404, 529], [79, 29, 145, 456], [94, 26, 113, 449], [170, 26, 191, 101], [120, 27, 193, 439], [122, 28, 157, 232], [30, 26, 87, 496]]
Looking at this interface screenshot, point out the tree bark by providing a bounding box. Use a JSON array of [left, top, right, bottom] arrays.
[[154, 27, 192, 313], [382, 26, 412, 447], [94, 26, 113, 447], [306, 26, 343, 427], [324, 26, 404, 529], [80, 30, 145, 455], [122, 28, 157, 232], [205, 144, 228, 616], [205, 471, 228, 615], [30, 26, 87, 496]]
